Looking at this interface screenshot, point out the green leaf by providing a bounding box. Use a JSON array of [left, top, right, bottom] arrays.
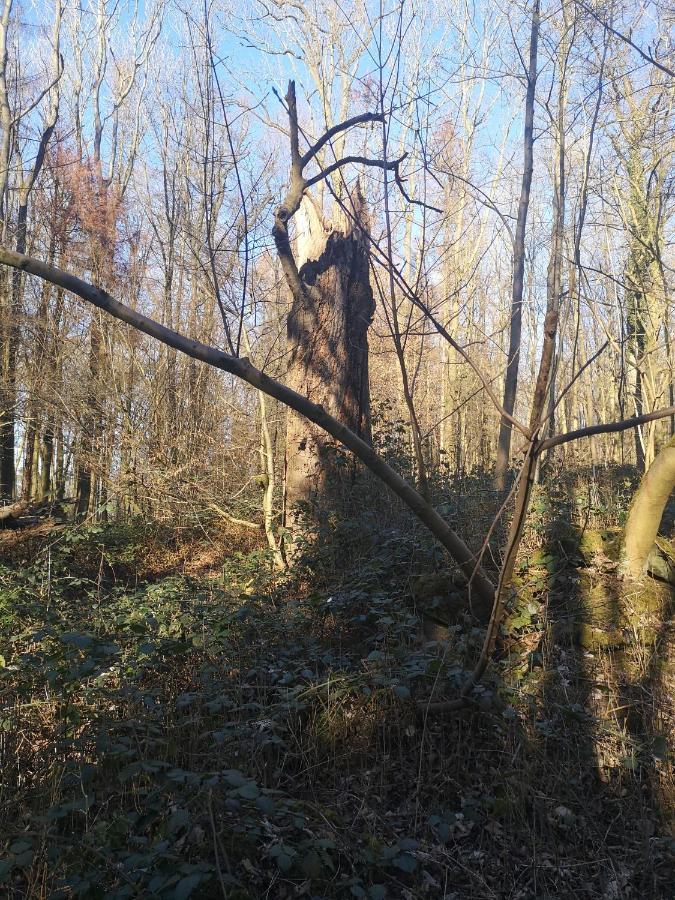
[[393, 852, 417, 873], [9, 841, 32, 854], [222, 769, 247, 787], [398, 838, 418, 851], [237, 782, 260, 800], [256, 795, 275, 815], [172, 873, 202, 899], [508, 612, 531, 630], [167, 808, 190, 833], [59, 632, 94, 649], [0, 858, 15, 879], [301, 850, 324, 879], [269, 844, 295, 872], [147, 874, 169, 892]]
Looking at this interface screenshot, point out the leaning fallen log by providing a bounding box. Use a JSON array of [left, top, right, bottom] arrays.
[[0, 501, 29, 524], [0, 497, 66, 528]]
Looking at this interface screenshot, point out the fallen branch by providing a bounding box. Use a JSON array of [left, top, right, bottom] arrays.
[[0, 245, 496, 611], [0, 500, 29, 523], [207, 502, 263, 530]]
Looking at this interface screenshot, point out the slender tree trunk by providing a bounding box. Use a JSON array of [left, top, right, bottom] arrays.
[[1, 199, 30, 499], [0, 0, 61, 497], [22, 414, 36, 501], [76, 315, 101, 518], [539, 33, 567, 477], [54, 423, 65, 500], [494, 0, 539, 490], [665, 303, 674, 438], [39, 421, 53, 498], [241, 324, 284, 568]]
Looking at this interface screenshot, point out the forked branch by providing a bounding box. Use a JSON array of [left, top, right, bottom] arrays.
[[301, 111, 384, 166]]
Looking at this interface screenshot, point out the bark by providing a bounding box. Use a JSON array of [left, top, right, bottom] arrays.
[[454, 43, 565, 705], [378, 104, 429, 499], [71, 0, 152, 517], [456, 248, 563, 708], [1, 201, 27, 494], [665, 302, 674, 438], [283, 189, 375, 537], [0, 0, 61, 497]]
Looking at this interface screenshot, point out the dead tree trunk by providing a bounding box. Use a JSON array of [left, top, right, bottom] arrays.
[[284, 189, 375, 539]]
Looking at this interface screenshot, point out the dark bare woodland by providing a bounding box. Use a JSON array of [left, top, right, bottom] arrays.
[[0, 1, 674, 898]]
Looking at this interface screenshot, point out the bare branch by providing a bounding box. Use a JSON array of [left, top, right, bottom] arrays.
[[300, 111, 384, 166], [10, 54, 64, 126], [393, 166, 443, 215], [539, 407, 675, 452], [304, 153, 406, 188], [573, 0, 675, 80]]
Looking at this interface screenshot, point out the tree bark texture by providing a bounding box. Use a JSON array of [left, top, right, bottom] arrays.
[[284, 190, 375, 533]]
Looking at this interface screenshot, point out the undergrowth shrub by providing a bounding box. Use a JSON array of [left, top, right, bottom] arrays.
[[0, 523, 480, 897], [0, 467, 672, 899]]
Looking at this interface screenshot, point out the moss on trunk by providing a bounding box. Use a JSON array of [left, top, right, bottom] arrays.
[[621, 436, 675, 580]]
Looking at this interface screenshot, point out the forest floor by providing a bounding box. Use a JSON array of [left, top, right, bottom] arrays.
[[0, 471, 673, 899]]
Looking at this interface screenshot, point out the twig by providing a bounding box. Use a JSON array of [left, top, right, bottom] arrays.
[[208, 789, 230, 897]]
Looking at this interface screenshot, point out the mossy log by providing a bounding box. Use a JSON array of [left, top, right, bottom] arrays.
[[571, 525, 673, 650]]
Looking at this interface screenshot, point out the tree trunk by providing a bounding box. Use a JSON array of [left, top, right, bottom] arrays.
[[283, 188, 375, 541], [76, 313, 102, 518], [621, 436, 675, 579], [22, 412, 37, 500], [54, 423, 65, 500], [39, 420, 53, 498], [494, 0, 539, 490]]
